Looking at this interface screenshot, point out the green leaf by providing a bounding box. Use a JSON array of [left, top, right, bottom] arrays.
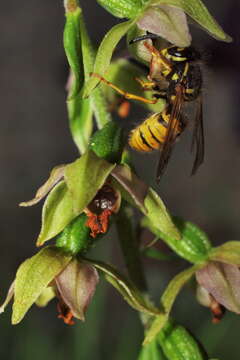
[[154, 0, 232, 42], [141, 216, 211, 263], [37, 181, 75, 246], [19, 164, 65, 207], [12, 247, 71, 324], [144, 188, 181, 241], [144, 264, 200, 344], [87, 259, 161, 316], [83, 19, 136, 98], [210, 241, 240, 265], [64, 150, 116, 214], [97, 0, 143, 19]]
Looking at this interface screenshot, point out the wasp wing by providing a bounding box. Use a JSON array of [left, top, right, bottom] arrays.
[[191, 96, 204, 175], [156, 85, 184, 182]]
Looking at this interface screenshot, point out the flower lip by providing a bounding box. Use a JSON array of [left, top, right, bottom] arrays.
[[196, 261, 240, 316]]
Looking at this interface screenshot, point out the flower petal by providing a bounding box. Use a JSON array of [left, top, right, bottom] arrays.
[[55, 259, 99, 321], [35, 286, 56, 307], [196, 262, 240, 314], [137, 5, 191, 47], [111, 164, 148, 212]]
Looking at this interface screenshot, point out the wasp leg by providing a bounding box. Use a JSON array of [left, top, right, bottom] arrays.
[[143, 42, 173, 80], [135, 77, 156, 90], [91, 73, 158, 105]]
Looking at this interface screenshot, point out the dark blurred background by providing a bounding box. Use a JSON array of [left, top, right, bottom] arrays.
[[1, 1, 240, 359]]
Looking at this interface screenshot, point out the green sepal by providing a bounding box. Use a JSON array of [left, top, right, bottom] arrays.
[[209, 241, 240, 266], [64, 7, 83, 99], [87, 259, 161, 316], [111, 164, 148, 212], [12, 246, 71, 324], [151, 0, 232, 43], [78, 6, 111, 129], [158, 319, 208, 360], [55, 213, 92, 255], [143, 264, 201, 344], [83, 19, 137, 98], [35, 287, 56, 308], [68, 94, 93, 155], [89, 121, 125, 163], [64, 6, 93, 153], [141, 216, 211, 264], [64, 150, 116, 214], [97, 0, 143, 19], [37, 181, 75, 246]]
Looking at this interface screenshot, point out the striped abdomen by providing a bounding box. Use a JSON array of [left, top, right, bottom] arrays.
[[129, 107, 182, 152]]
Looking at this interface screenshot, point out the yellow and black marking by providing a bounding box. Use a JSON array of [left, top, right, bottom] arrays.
[[129, 105, 183, 152], [90, 35, 204, 181]]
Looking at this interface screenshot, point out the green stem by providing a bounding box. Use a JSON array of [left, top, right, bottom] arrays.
[[116, 201, 147, 293]]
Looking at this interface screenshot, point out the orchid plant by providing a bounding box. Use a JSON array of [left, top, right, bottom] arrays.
[[1, 0, 237, 359]]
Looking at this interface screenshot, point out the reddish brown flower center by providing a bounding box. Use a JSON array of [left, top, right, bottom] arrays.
[[86, 185, 118, 237], [210, 297, 226, 324], [57, 300, 74, 325]]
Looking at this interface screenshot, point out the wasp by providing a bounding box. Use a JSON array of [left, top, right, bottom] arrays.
[[92, 34, 204, 182]]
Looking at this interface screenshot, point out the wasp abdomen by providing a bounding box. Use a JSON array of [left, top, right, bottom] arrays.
[[129, 107, 182, 152]]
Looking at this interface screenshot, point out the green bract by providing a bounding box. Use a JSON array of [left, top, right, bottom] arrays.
[[138, 337, 166, 359], [21, 150, 117, 246], [87, 259, 160, 316]]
